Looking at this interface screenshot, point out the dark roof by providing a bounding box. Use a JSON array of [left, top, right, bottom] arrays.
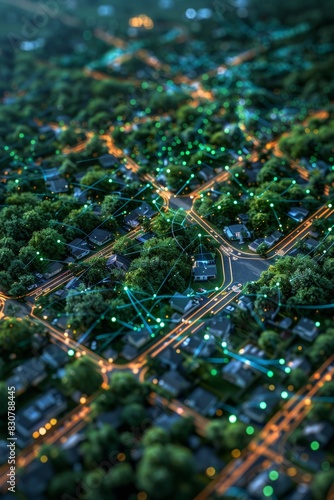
[[185, 387, 218, 415], [194, 252, 214, 263], [68, 238, 90, 258], [89, 228, 113, 243], [107, 254, 131, 269], [194, 447, 224, 473], [98, 154, 119, 168]]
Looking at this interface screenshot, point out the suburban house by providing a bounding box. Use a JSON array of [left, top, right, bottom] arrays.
[[107, 254, 131, 271], [170, 292, 200, 315], [126, 328, 151, 349], [237, 213, 250, 224], [184, 387, 218, 416], [237, 295, 254, 311], [222, 359, 257, 389], [124, 202, 157, 228], [156, 347, 182, 371], [192, 251, 217, 282], [206, 316, 233, 339], [302, 422, 334, 447], [241, 386, 281, 423], [292, 317, 319, 341], [89, 228, 113, 246], [68, 238, 90, 259], [16, 388, 67, 447], [158, 370, 191, 397], [287, 206, 309, 223], [46, 177, 69, 194], [98, 154, 119, 169], [136, 232, 155, 244], [181, 334, 216, 358], [41, 344, 68, 369], [263, 230, 283, 248], [44, 262, 64, 279], [6, 357, 47, 396], [304, 237, 318, 251], [224, 224, 251, 241], [248, 238, 265, 252]]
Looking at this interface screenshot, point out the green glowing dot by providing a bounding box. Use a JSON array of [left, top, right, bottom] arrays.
[[160, 322, 165, 327], [310, 441, 320, 451], [263, 485, 273, 497], [284, 367, 291, 374], [229, 415, 237, 423], [124, 286, 128, 291], [267, 371, 274, 378], [68, 349, 75, 356], [259, 402, 267, 409], [111, 317, 116, 322], [246, 426, 254, 435], [269, 470, 279, 481], [281, 391, 288, 399], [315, 321, 320, 327], [279, 358, 285, 365]]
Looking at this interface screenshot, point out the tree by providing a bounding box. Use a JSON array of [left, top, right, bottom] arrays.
[[136, 444, 196, 499], [62, 357, 103, 396], [121, 403, 147, 427], [142, 427, 169, 447], [310, 470, 334, 500], [48, 470, 82, 500], [170, 417, 195, 444], [258, 330, 281, 353], [166, 165, 192, 192], [80, 424, 119, 468], [288, 368, 308, 390], [109, 372, 148, 404], [0, 318, 36, 354], [65, 288, 108, 331], [256, 242, 269, 258], [29, 228, 66, 260], [104, 463, 134, 491], [206, 420, 249, 451]]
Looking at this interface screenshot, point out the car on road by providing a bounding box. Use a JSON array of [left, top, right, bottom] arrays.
[[26, 283, 37, 291]]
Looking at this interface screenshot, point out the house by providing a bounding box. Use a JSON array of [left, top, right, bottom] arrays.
[[46, 177, 69, 194], [181, 334, 215, 358], [170, 293, 200, 315], [287, 206, 309, 223], [126, 328, 151, 349], [185, 388, 218, 416], [7, 357, 47, 396], [292, 317, 319, 342], [304, 237, 318, 251], [206, 316, 233, 339], [248, 238, 265, 252], [238, 295, 254, 311], [44, 261, 64, 279], [89, 228, 113, 246], [288, 248, 305, 258], [287, 356, 311, 374], [107, 254, 131, 271], [193, 262, 217, 282], [302, 422, 334, 447], [124, 202, 157, 228], [194, 252, 215, 265], [41, 344, 68, 369], [237, 213, 249, 224], [158, 370, 191, 397], [136, 232, 155, 244], [224, 224, 251, 241], [98, 154, 119, 169], [68, 238, 90, 259], [121, 344, 138, 361], [248, 470, 293, 498], [241, 386, 281, 423], [16, 389, 67, 446], [222, 360, 257, 389], [194, 447, 224, 473], [156, 347, 182, 370]]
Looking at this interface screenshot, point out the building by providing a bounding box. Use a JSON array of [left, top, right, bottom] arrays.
[[98, 154, 119, 168], [124, 202, 157, 228], [16, 389, 67, 446], [194, 252, 215, 265], [304, 237, 318, 251], [302, 422, 334, 447], [192, 262, 217, 282], [241, 386, 281, 423], [222, 360, 257, 389], [206, 316, 233, 339], [287, 207, 309, 223], [46, 177, 69, 194], [264, 230, 283, 248], [185, 387, 218, 416], [68, 238, 90, 259], [237, 295, 254, 311], [41, 344, 68, 369], [156, 347, 182, 371], [158, 370, 191, 397], [89, 228, 113, 246], [169, 293, 200, 315], [181, 334, 215, 358], [44, 262, 64, 279], [7, 357, 47, 396], [292, 317, 319, 342], [107, 254, 131, 271], [136, 232, 155, 244], [126, 328, 151, 349], [248, 238, 265, 252], [224, 224, 251, 241]]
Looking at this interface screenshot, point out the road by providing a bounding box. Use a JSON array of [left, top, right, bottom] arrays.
[[194, 355, 334, 499]]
